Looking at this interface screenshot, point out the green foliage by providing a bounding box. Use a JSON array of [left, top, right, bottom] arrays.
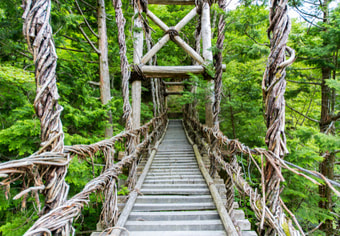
[[326, 78, 340, 92], [0, 213, 37, 236], [0, 119, 40, 156], [0, 1, 339, 235], [118, 186, 130, 196]]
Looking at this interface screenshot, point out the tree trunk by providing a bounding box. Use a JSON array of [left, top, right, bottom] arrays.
[[98, 0, 113, 138], [318, 1, 335, 234], [319, 66, 334, 235]]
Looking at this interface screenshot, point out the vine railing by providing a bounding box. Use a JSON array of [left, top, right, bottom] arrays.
[[183, 110, 339, 236], [0, 113, 167, 235]]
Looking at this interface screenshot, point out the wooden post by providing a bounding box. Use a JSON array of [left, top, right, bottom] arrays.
[[98, 0, 113, 138], [132, 8, 143, 130], [201, 1, 214, 127]]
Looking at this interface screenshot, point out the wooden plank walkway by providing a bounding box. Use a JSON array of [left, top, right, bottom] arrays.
[[122, 120, 227, 235], [93, 120, 257, 236]]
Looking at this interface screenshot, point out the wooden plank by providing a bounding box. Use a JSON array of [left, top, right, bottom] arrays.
[[110, 121, 169, 236], [163, 81, 186, 85], [148, 0, 195, 5], [140, 65, 226, 78], [141, 65, 204, 78], [182, 123, 239, 236], [165, 91, 184, 96]]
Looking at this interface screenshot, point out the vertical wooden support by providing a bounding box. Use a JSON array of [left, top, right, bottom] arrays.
[[201, 1, 214, 127], [98, 0, 113, 138], [132, 8, 143, 130]]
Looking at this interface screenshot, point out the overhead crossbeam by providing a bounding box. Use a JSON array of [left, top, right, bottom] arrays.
[[142, 8, 204, 65], [149, 0, 196, 4], [163, 81, 186, 86], [140, 64, 226, 78], [165, 91, 184, 96], [140, 65, 226, 78]]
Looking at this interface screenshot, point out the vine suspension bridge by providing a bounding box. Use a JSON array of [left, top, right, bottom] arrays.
[[0, 0, 339, 236]]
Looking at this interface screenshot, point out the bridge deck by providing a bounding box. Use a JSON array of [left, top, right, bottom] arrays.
[[93, 120, 256, 236], [124, 120, 226, 236], [122, 120, 226, 235]]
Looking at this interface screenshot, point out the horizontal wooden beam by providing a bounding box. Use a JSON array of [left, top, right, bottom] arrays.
[[165, 91, 184, 96], [163, 81, 186, 86], [148, 0, 196, 5], [139, 65, 226, 78], [141, 65, 204, 78]]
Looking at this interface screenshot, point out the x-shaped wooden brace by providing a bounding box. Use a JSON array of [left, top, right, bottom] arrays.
[[141, 7, 205, 65]]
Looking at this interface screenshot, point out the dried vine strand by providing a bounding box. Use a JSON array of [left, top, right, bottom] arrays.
[[184, 111, 340, 234], [22, 114, 167, 235], [113, 0, 132, 131], [22, 0, 69, 219], [212, 0, 227, 131], [262, 0, 296, 234]]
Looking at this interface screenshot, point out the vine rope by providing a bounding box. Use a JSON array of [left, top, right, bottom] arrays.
[[22, 0, 69, 219], [262, 0, 296, 234]]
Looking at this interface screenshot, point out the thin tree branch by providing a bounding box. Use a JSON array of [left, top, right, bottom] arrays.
[[75, 0, 99, 38], [331, 113, 340, 122], [283, 160, 340, 188], [61, 35, 88, 43], [294, 5, 324, 20], [295, 10, 324, 29], [306, 222, 323, 235], [287, 80, 321, 85], [286, 104, 320, 123], [0, 41, 33, 59], [78, 25, 101, 54], [244, 31, 269, 47], [56, 46, 87, 53], [301, 88, 316, 126], [289, 67, 320, 70], [78, 0, 96, 10]]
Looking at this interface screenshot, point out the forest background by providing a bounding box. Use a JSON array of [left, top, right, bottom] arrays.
[[0, 0, 339, 235]]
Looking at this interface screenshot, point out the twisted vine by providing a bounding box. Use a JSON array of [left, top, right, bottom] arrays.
[[22, 0, 69, 217], [113, 0, 132, 132], [262, 0, 296, 235]]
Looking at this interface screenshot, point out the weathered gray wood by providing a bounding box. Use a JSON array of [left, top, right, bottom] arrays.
[[139, 65, 226, 78], [110, 121, 169, 236], [98, 0, 113, 137], [163, 81, 186, 85], [182, 123, 239, 236], [201, 2, 213, 63], [174, 7, 197, 31], [149, 0, 195, 4], [201, 1, 214, 127], [146, 10, 169, 32], [132, 7, 143, 130], [166, 91, 184, 96], [132, 81, 141, 129], [173, 35, 205, 64], [141, 65, 204, 78], [141, 35, 170, 65], [143, 8, 197, 65]]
